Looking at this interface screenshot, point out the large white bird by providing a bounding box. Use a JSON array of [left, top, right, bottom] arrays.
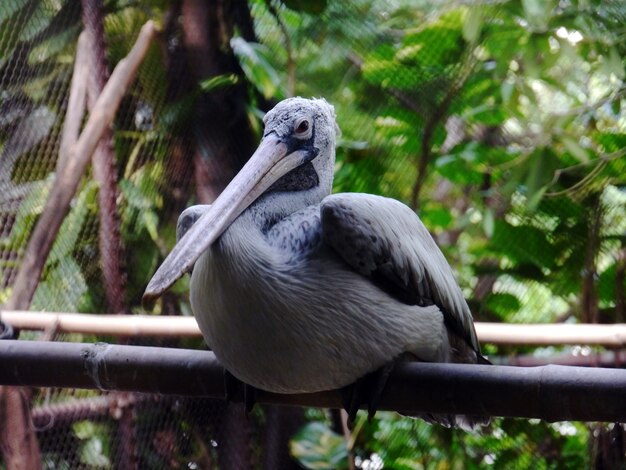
[[145, 97, 487, 427]]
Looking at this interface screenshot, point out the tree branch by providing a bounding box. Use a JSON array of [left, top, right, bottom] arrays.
[[82, 0, 127, 315], [410, 77, 466, 210], [4, 20, 156, 311], [57, 32, 88, 173]]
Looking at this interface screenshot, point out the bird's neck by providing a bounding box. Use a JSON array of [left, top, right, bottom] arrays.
[[248, 184, 329, 232]]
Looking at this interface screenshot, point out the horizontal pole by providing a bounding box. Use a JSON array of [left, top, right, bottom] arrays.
[[501, 350, 625, 368], [475, 322, 626, 346], [4, 311, 626, 346], [1, 311, 200, 337], [1, 340, 626, 422]]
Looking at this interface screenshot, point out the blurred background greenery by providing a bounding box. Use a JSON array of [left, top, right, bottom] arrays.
[[0, 0, 625, 468]]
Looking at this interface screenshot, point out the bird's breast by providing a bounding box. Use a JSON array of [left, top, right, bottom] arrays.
[[190, 215, 447, 394]]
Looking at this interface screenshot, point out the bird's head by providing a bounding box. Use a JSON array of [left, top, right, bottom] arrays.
[[261, 97, 339, 197], [143, 97, 339, 301]]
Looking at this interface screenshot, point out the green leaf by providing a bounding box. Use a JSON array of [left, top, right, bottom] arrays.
[[73, 421, 111, 468], [142, 210, 160, 243], [72, 421, 93, 439], [483, 208, 495, 237], [80, 437, 111, 468], [3, 177, 53, 251], [49, 181, 97, 264], [401, 27, 463, 68], [463, 7, 483, 43], [1, 106, 56, 164], [561, 136, 589, 163], [290, 422, 348, 470], [491, 221, 557, 269], [601, 47, 625, 80], [0, 0, 29, 26], [421, 206, 454, 229], [125, 228, 160, 301], [19, 0, 63, 42], [521, 0, 555, 31], [435, 146, 485, 185], [32, 257, 88, 312], [231, 37, 283, 99], [485, 292, 521, 317], [28, 25, 78, 64], [199, 73, 239, 92], [598, 263, 621, 305], [595, 132, 626, 153], [518, 148, 559, 204]]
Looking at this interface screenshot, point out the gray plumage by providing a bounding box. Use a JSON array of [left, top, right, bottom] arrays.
[[149, 97, 486, 428]]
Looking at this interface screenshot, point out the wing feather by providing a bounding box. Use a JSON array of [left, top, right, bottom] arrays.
[[321, 193, 480, 353]]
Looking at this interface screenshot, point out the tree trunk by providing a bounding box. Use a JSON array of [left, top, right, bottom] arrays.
[[180, 0, 258, 203], [0, 387, 41, 470], [262, 406, 306, 470], [82, 0, 127, 314]]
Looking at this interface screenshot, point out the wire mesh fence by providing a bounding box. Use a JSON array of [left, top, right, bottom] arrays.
[[0, 0, 625, 468]]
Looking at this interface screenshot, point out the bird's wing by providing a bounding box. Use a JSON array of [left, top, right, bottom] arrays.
[[321, 193, 480, 352], [175, 205, 211, 276]]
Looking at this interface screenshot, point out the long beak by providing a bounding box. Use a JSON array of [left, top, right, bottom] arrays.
[[143, 134, 308, 302]]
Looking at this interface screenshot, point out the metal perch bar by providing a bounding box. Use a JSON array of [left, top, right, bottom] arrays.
[[2, 340, 626, 423], [4, 311, 626, 346]]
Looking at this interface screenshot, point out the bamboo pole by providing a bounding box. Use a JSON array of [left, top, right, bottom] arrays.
[[1, 311, 200, 337], [475, 322, 626, 346], [2, 340, 626, 423], [3, 311, 626, 346]]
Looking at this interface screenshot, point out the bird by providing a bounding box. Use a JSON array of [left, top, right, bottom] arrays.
[[144, 97, 488, 428]]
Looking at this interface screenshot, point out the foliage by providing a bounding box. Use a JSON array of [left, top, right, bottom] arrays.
[[249, 0, 626, 324], [290, 422, 349, 469], [247, 0, 625, 467]]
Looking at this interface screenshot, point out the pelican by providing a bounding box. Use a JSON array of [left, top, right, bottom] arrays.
[[145, 97, 488, 428]]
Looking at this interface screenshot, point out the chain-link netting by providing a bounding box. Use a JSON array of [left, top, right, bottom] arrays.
[[1, 0, 625, 468]]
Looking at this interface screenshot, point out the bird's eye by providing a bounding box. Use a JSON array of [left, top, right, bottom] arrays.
[[295, 119, 310, 135]]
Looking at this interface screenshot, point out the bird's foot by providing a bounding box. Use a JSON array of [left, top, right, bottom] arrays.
[[223, 369, 258, 416], [244, 382, 257, 415], [223, 369, 239, 402], [340, 362, 395, 429]]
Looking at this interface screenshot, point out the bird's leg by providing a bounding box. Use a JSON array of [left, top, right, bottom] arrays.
[[340, 362, 395, 428], [244, 383, 257, 415], [366, 362, 395, 420], [223, 368, 240, 402], [223, 369, 258, 416]]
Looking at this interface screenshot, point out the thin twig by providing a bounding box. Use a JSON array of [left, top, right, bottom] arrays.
[[616, 247, 626, 323], [410, 79, 464, 210], [57, 32, 88, 173], [545, 147, 626, 197]]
